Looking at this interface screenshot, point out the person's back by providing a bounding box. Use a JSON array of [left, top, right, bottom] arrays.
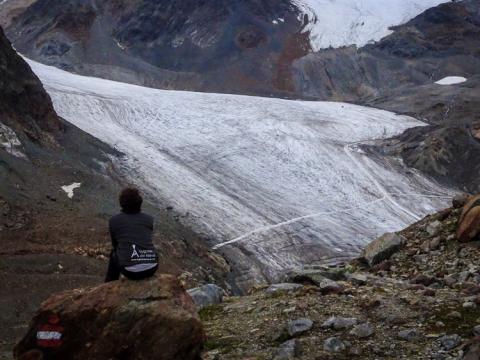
[[105, 188, 158, 282]]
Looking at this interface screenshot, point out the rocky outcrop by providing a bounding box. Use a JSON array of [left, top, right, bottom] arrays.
[[0, 26, 61, 144], [14, 275, 205, 360]]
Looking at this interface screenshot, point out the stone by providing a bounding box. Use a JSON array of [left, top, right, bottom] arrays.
[[346, 273, 368, 286], [322, 316, 358, 330], [444, 274, 457, 287], [453, 193, 471, 209], [323, 337, 346, 353], [362, 233, 405, 267], [414, 255, 428, 265], [14, 275, 205, 360], [430, 237, 442, 250], [423, 289, 436, 297], [187, 284, 224, 310], [274, 339, 299, 360], [411, 274, 436, 287], [473, 325, 480, 337], [287, 318, 313, 337], [447, 311, 462, 320], [439, 334, 462, 350], [426, 220, 443, 237], [349, 323, 374, 338], [266, 283, 303, 294], [318, 278, 344, 295], [458, 195, 480, 243], [464, 302, 476, 309], [398, 329, 419, 342]]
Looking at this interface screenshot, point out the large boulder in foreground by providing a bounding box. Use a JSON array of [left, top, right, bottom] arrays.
[[361, 233, 405, 267], [14, 275, 205, 360], [457, 194, 480, 243]]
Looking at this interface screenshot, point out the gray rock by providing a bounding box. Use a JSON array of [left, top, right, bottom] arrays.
[[265, 283, 303, 294], [453, 193, 470, 209], [439, 334, 462, 350], [322, 316, 358, 330], [473, 325, 480, 337], [414, 254, 428, 265], [318, 278, 344, 294], [323, 337, 346, 353], [274, 339, 298, 360], [458, 271, 471, 283], [187, 284, 224, 310], [287, 318, 313, 337], [346, 273, 368, 286], [430, 237, 442, 250], [398, 329, 419, 342], [362, 233, 405, 267], [426, 220, 443, 237], [349, 323, 374, 338]]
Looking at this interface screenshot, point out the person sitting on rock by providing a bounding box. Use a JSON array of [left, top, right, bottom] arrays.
[[105, 187, 158, 282]]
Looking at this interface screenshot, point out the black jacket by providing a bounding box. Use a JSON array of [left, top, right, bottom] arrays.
[[109, 212, 157, 267]]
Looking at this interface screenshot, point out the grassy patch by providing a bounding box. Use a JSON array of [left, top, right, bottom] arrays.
[[199, 304, 224, 321], [204, 335, 241, 354]]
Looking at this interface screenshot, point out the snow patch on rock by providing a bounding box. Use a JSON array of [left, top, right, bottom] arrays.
[[435, 76, 467, 85], [61, 183, 81, 199], [293, 0, 447, 51]]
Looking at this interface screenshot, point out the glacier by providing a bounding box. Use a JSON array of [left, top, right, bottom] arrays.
[[293, 0, 447, 51], [28, 59, 453, 283]]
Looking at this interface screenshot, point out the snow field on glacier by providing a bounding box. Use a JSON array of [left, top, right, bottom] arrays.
[[28, 59, 453, 271]]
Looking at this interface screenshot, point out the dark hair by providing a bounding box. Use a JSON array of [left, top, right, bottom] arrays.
[[119, 187, 143, 214]]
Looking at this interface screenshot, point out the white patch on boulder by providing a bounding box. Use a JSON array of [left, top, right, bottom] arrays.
[[435, 76, 467, 85], [61, 183, 81, 199], [0, 122, 26, 159]]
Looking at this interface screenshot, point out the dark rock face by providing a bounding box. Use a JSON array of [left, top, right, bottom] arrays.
[[0, 26, 61, 143], [14, 275, 205, 360], [389, 125, 480, 193], [7, 0, 309, 97]]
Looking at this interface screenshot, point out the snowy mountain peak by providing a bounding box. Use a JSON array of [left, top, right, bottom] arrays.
[[293, 0, 448, 50]]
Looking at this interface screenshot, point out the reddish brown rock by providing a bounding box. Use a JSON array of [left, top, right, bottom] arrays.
[[457, 195, 480, 243], [14, 274, 205, 360]]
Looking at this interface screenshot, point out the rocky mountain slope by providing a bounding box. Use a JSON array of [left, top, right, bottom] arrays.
[[4, 0, 309, 97], [1, 0, 449, 98], [200, 195, 480, 359], [0, 26, 230, 357]]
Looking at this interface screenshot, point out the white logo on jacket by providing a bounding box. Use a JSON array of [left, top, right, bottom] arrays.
[[131, 244, 139, 259]]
